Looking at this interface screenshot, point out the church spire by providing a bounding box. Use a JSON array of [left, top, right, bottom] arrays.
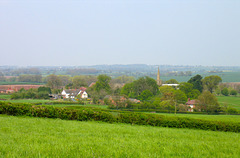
[[157, 67, 162, 86]]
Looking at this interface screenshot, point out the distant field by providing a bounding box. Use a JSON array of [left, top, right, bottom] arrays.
[[0, 95, 11, 100], [160, 72, 240, 82], [0, 115, 239, 157], [217, 96, 240, 110], [154, 113, 240, 123], [51, 104, 108, 109], [0, 95, 108, 109], [0, 82, 44, 85]]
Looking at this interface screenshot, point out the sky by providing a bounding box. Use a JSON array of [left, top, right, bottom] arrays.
[[0, 0, 240, 66]]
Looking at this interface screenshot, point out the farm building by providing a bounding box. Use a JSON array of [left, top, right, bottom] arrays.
[[186, 98, 196, 112], [61, 87, 88, 99]]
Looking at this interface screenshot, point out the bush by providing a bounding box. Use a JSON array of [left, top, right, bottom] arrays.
[[0, 101, 239, 133], [230, 90, 237, 96], [221, 88, 229, 96]]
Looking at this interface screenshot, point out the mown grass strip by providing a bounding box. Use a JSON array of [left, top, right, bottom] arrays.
[[0, 115, 239, 157]]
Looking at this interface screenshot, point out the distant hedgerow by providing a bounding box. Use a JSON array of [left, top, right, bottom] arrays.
[[0, 101, 239, 133]]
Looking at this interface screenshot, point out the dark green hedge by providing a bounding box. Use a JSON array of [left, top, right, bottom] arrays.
[[0, 101, 239, 133]]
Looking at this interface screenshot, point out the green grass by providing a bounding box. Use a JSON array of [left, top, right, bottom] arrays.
[[0, 115, 239, 158], [217, 96, 240, 110], [0, 94, 11, 100], [0, 82, 44, 85], [50, 104, 108, 109], [160, 72, 240, 82], [7, 99, 53, 104], [154, 113, 240, 123]]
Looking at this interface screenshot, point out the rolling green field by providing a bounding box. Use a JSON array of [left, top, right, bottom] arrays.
[[154, 113, 240, 123], [0, 82, 44, 85], [0, 95, 11, 100], [0, 115, 239, 157], [217, 96, 240, 110], [160, 72, 240, 82]]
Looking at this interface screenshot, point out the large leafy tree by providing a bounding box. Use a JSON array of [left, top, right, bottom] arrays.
[[138, 90, 153, 101], [132, 76, 159, 96], [179, 82, 200, 99], [164, 79, 179, 84], [197, 91, 220, 113], [188, 74, 203, 92], [121, 76, 159, 98], [46, 74, 62, 89], [72, 76, 88, 88], [202, 75, 222, 93], [221, 87, 229, 96], [121, 82, 135, 97], [173, 90, 187, 104], [94, 75, 111, 93], [38, 86, 51, 94], [159, 86, 175, 95]]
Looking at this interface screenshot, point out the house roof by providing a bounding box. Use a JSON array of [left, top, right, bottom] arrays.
[[186, 100, 196, 105], [64, 87, 87, 96], [104, 95, 125, 100], [89, 82, 96, 87]]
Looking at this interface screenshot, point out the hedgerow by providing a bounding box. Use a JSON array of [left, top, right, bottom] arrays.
[[0, 101, 239, 133]]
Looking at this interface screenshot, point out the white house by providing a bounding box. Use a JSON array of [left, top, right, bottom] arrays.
[[61, 88, 88, 99], [162, 84, 179, 87]]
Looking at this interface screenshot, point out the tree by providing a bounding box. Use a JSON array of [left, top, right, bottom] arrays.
[[159, 86, 175, 94], [111, 75, 135, 84], [188, 74, 203, 92], [179, 82, 200, 99], [230, 89, 237, 96], [121, 76, 159, 99], [72, 76, 88, 88], [121, 82, 135, 97], [164, 79, 179, 84], [221, 88, 229, 96], [197, 91, 220, 113], [38, 86, 51, 94], [202, 75, 222, 93], [179, 82, 193, 95], [132, 76, 159, 96], [138, 90, 153, 101], [46, 74, 62, 89], [58, 75, 71, 87], [187, 89, 201, 99], [173, 90, 187, 104], [94, 75, 111, 93]]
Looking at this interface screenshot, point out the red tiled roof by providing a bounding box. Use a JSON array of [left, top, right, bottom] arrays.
[[186, 100, 196, 105]]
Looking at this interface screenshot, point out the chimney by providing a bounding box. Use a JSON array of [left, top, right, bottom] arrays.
[[188, 98, 190, 102]]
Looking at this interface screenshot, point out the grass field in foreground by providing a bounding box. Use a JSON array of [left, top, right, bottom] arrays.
[[217, 96, 240, 110], [0, 115, 239, 158]]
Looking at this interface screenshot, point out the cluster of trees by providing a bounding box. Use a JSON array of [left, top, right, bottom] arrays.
[[121, 76, 159, 100], [11, 87, 51, 99], [215, 83, 239, 96], [45, 74, 134, 90], [104, 74, 225, 113]]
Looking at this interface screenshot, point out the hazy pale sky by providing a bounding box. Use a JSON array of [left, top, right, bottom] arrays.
[[0, 0, 240, 66]]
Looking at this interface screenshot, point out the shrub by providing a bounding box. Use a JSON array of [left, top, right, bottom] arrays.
[[230, 90, 237, 96], [221, 88, 229, 96], [0, 101, 239, 133]]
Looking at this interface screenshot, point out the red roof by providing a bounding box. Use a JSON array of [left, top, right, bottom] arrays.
[[186, 100, 196, 105]]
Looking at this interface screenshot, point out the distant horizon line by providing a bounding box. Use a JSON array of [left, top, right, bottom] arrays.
[[1, 64, 240, 67]]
